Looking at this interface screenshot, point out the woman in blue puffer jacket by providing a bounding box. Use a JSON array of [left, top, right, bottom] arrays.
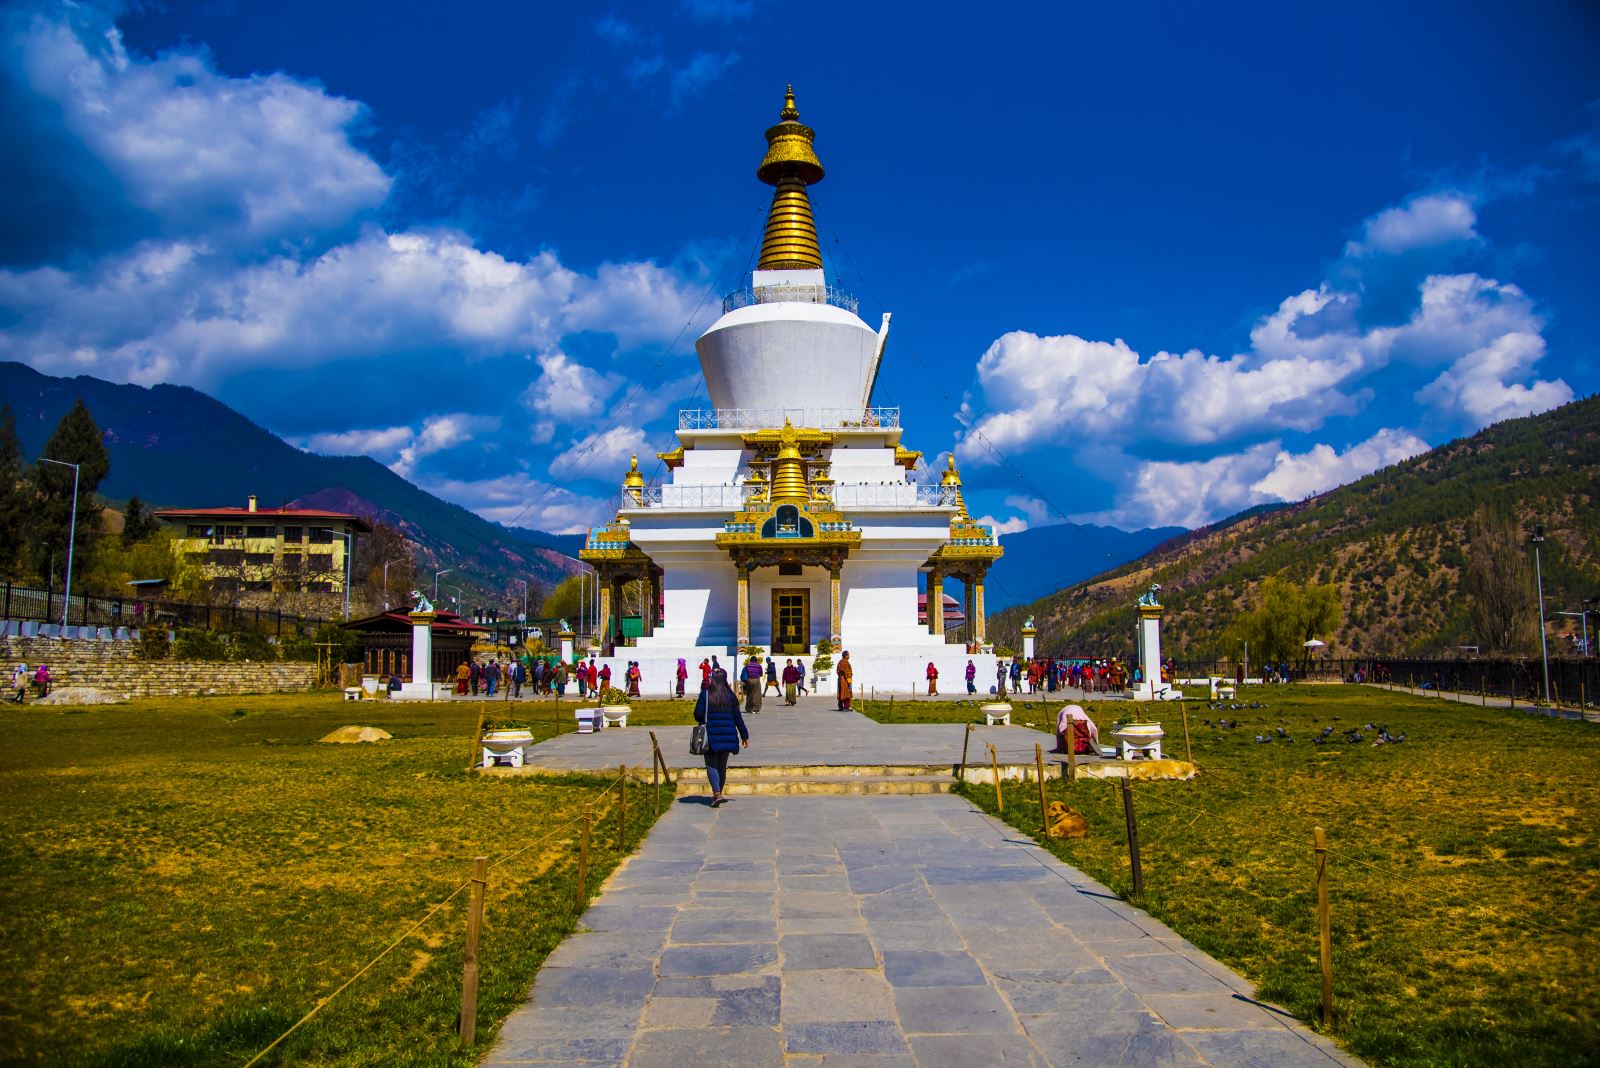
[[694, 667, 749, 807]]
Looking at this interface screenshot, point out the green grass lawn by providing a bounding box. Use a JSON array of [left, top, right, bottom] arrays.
[[941, 686, 1599, 1067], [0, 692, 673, 1067]]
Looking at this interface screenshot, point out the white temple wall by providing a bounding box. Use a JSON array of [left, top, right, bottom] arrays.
[[676, 445, 745, 485]]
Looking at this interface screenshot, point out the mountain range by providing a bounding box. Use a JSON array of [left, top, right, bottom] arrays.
[[2, 360, 1199, 617], [991, 395, 1600, 658], [0, 362, 583, 599]]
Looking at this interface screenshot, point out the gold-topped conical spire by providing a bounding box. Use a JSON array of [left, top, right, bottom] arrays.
[[768, 421, 811, 502], [756, 86, 825, 271], [941, 454, 968, 517]]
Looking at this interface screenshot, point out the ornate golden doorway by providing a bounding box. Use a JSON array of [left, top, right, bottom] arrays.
[[772, 589, 810, 654]]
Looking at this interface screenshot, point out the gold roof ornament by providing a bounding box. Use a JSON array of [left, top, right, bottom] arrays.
[[941, 454, 969, 517], [768, 420, 811, 502], [623, 454, 645, 489], [756, 85, 825, 271]]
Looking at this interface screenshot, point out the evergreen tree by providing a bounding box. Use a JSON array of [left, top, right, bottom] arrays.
[[120, 495, 162, 547], [33, 399, 112, 585], [0, 405, 26, 576], [1462, 505, 1535, 654]]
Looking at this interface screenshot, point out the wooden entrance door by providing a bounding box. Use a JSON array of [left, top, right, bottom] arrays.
[[772, 589, 810, 654]]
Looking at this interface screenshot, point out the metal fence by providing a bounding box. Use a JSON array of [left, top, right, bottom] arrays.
[[1139, 656, 1598, 705], [678, 407, 901, 431], [0, 581, 334, 636], [721, 283, 859, 315]]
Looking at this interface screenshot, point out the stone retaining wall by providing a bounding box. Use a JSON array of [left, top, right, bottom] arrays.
[[1, 637, 318, 698]]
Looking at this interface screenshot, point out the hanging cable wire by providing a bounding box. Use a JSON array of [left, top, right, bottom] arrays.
[[500, 200, 769, 532]]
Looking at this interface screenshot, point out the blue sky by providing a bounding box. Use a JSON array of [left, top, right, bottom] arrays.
[[2, 0, 1596, 535]]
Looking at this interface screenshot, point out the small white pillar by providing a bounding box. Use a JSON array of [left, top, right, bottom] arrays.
[[1021, 626, 1036, 661], [559, 630, 575, 662], [1132, 602, 1182, 701], [397, 611, 438, 700]]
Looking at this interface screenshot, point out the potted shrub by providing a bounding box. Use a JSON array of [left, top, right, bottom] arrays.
[[598, 685, 631, 726], [811, 639, 834, 685]]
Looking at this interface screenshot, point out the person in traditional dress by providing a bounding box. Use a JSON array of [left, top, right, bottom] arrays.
[[454, 660, 470, 695], [965, 659, 977, 694], [995, 660, 1007, 696], [782, 658, 799, 705], [836, 651, 854, 710], [626, 661, 641, 697], [699, 657, 712, 687], [676, 658, 688, 697], [742, 655, 764, 714], [926, 661, 938, 696], [587, 659, 600, 693], [764, 656, 780, 696], [1054, 703, 1099, 755]]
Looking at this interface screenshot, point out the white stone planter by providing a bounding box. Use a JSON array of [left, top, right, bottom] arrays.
[[481, 728, 535, 768], [601, 704, 631, 728], [1110, 722, 1164, 760]]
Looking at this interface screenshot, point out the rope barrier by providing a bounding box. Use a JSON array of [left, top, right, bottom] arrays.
[[241, 881, 472, 1068], [1078, 776, 1582, 940], [241, 768, 647, 1065]]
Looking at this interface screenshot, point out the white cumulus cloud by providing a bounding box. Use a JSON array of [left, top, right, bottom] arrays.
[[1346, 193, 1479, 257], [548, 427, 652, 481]]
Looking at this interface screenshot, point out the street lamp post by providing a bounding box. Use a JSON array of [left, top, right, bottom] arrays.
[[317, 528, 354, 621], [433, 567, 456, 605], [38, 458, 80, 633], [1530, 525, 1551, 705]]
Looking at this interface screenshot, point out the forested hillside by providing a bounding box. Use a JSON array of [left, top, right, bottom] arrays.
[[992, 396, 1600, 658]]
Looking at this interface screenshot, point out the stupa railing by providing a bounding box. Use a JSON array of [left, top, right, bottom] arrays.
[[678, 407, 900, 431], [619, 484, 754, 511], [722, 283, 859, 315], [831, 484, 959, 509]]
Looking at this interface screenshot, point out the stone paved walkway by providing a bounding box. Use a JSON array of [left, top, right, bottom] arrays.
[[483, 795, 1359, 1067]]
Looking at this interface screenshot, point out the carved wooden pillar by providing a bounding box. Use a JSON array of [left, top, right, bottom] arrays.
[[973, 575, 987, 647], [829, 565, 842, 642], [736, 562, 750, 649], [598, 577, 614, 654], [928, 566, 944, 637]]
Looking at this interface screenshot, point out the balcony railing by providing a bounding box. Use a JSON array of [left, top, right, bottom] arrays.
[[722, 283, 859, 315], [619, 484, 754, 511], [678, 407, 900, 431], [830, 484, 959, 509]]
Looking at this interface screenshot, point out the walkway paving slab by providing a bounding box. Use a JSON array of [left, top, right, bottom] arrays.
[[482, 795, 1362, 1068]]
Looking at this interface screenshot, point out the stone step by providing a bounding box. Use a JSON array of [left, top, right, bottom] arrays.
[[674, 763, 951, 781], [712, 774, 956, 796]]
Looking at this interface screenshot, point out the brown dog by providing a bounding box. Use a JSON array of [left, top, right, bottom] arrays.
[[1046, 800, 1089, 839]]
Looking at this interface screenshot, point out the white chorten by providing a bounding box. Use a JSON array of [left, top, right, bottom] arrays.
[[580, 88, 1002, 692]]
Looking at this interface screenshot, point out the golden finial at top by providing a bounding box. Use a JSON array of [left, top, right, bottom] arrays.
[[756, 86, 824, 270], [941, 454, 962, 486], [623, 454, 645, 489]]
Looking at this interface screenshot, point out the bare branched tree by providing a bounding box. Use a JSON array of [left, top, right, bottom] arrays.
[[1463, 505, 1535, 654]]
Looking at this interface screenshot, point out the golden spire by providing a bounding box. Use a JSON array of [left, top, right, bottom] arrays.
[[756, 86, 825, 271], [941, 454, 968, 517], [768, 421, 811, 502], [623, 454, 644, 489]]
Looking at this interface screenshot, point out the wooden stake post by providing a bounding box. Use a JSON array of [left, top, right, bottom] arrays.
[[469, 702, 488, 774], [1315, 826, 1333, 1028], [988, 744, 1003, 812], [458, 856, 488, 1045], [574, 811, 591, 911], [959, 723, 974, 783], [617, 765, 627, 851], [1119, 778, 1144, 897], [1034, 743, 1049, 836]]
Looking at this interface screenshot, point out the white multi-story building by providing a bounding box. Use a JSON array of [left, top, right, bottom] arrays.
[[580, 89, 1002, 692]]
